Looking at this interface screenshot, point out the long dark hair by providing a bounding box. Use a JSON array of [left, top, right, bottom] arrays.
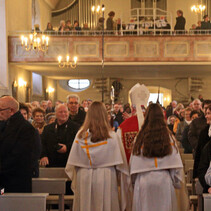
[[133, 103, 173, 158]]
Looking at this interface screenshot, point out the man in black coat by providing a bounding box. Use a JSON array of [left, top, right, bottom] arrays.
[[40, 104, 79, 167], [198, 140, 211, 193], [193, 124, 211, 178], [174, 10, 186, 34], [0, 96, 35, 193]]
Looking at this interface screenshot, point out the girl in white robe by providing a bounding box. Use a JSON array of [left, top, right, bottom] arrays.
[[65, 101, 132, 211], [130, 103, 184, 211]]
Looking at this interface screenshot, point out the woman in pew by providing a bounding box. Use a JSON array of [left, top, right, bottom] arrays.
[[130, 103, 184, 211], [65, 101, 132, 211]]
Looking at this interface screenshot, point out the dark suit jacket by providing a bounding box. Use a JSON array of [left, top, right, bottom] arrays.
[[41, 119, 79, 167], [0, 111, 35, 193], [193, 125, 210, 178], [198, 141, 211, 193], [174, 16, 186, 30]]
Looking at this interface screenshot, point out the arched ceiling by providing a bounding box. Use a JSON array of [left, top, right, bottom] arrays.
[[44, 0, 60, 9]]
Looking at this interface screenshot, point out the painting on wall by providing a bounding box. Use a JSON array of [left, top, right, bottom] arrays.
[[12, 81, 18, 100], [32, 73, 43, 96]]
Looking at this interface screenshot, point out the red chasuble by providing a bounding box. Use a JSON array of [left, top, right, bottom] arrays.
[[119, 115, 139, 163]]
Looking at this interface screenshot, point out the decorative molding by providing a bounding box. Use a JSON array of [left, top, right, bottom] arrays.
[[74, 41, 99, 58], [134, 41, 159, 57], [44, 42, 68, 58], [164, 41, 189, 57], [15, 44, 40, 58], [105, 42, 129, 57], [195, 41, 211, 57]]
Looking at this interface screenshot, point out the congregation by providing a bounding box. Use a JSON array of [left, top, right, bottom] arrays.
[[0, 84, 211, 210]]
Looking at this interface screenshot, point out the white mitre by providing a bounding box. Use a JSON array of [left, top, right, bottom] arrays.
[[129, 83, 150, 129]]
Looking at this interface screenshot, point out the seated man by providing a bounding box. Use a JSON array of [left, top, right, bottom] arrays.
[[40, 104, 79, 167], [67, 94, 86, 126], [0, 96, 35, 192]]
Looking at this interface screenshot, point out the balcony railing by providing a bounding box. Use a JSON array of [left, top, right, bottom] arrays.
[[8, 29, 211, 37]]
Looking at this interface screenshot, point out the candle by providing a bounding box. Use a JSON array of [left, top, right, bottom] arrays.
[[21, 36, 24, 45], [37, 38, 41, 45], [96, 5, 100, 13], [46, 37, 49, 46], [74, 56, 77, 64], [66, 56, 70, 62], [42, 35, 45, 44], [29, 34, 33, 42], [58, 56, 62, 63], [24, 37, 28, 46], [91, 6, 95, 12]]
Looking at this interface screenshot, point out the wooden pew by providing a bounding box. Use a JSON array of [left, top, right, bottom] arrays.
[[0, 193, 48, 211], [39, 167, 69, 179], [184, 160, 194, 174], [181, 153, 193, 164], [38, 167, 73, 210], [32, 178, 67, 211], [203, 194, 211, 211]]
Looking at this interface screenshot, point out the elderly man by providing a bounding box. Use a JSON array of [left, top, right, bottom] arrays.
[[192, 98, 203, 115], [0, 96, 35, 192], [67, 94, 86, 126], [40, 104, 79, 167], [40, 100, 48, 112]]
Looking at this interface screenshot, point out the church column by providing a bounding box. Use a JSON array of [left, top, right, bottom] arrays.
[[0, 0, 8, 90], [141, 0, 145, 16]]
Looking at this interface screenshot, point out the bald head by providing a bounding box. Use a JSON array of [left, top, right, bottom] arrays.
[[55, 104, 69, 125], [0, 96, 19, 120]]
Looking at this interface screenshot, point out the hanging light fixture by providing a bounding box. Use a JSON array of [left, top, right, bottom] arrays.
[[191, 4, 206, 13], [57, 55, 78, 69], [20, 28, 49, 52]]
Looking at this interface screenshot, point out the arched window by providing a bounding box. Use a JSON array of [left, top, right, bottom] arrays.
[[68, 79, 90, 90]]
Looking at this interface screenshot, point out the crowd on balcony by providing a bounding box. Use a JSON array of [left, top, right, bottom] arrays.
[[29, 8, 211, 37]]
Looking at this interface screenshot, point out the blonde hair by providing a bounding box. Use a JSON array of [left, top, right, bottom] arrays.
[[78, 101, 112, 142]]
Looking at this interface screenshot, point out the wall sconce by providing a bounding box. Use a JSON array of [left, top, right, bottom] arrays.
[[58, 55, 77, 69], [13, 80, 18, 88], [46, 87, 55, 93], [18, 78, 27, 88]]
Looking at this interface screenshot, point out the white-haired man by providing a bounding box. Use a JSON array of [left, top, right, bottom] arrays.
[[66, 94, 86, 126], [0, 96, 35, 193], [40, 104, 79, 167]]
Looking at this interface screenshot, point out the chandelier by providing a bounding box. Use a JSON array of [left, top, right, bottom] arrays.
[[191, 5, 206, 13], [91, 5, 105, 13], [21, 29, 49, 52], [58, 56, 78, 69]]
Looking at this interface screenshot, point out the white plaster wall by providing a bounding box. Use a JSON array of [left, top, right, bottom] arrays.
[[56, 80, 102, 103], [0, 0, 8, 90], [167, 0, 199, 31], [6, 0, 52, 32], [6, 0, 32, 32], [100, 0, 131, 24], [39, 0, 52, 31]]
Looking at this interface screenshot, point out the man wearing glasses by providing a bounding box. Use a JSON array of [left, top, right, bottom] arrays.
[[67, 94, 86, 126], [0, 96, 35, 193]]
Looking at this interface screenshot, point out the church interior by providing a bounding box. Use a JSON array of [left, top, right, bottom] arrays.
[[1, 0, 211, 211]]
